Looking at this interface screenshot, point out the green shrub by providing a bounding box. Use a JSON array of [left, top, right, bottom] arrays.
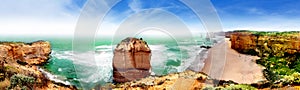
[[283, 72, 300, 84], [263, 69, 280, 83], [202, 86, 216, 90], [224, 84, 257, 90], [7, 74, 35, 90]]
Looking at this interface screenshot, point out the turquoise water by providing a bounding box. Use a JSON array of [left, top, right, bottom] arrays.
[[0, 35, 214, 89]]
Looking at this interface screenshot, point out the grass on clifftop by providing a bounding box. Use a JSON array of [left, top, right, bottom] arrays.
[[203, 84, 257, 90], [232, 30, 300, 37]]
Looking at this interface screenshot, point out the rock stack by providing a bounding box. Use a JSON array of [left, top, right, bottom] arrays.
[[113, 37, 151, 83]]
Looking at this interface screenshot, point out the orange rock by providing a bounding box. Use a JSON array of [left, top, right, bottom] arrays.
[[229, 32, 300, 55], [113, 37, 151, 83], [0, 41, 51, 65], [0, 41, 76, 90]]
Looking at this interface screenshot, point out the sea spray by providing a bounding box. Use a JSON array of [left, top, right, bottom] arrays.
[[38, 67, 71, 85]]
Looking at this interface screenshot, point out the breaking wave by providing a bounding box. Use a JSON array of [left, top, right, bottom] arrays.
[[47, 43, 209, 88]]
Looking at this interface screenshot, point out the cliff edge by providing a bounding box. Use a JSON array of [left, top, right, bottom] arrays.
[[0, 41, 76, 90]]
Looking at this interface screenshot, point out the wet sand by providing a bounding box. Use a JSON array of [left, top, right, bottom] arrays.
[[201, 38, 265, 84]]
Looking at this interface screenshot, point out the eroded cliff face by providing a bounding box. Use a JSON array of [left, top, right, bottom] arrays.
[[0, 41, 51, 65], [229, 32, 300, 56], [0, 41, 76, 90], [113, 37, 151, 83], [230, 32, 257, 54]]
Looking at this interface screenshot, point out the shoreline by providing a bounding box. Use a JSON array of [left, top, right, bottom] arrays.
[[201, 38, 266, 84], [38, 67, 72, 86]]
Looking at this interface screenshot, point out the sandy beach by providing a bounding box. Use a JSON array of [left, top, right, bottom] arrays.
[[201, 38, 265, 84]]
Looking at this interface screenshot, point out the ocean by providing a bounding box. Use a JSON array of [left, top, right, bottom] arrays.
[[0, 35, 216, 89]]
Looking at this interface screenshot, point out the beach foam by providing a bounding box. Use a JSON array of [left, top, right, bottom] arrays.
[[48, 43, 209, 87], [38, 67, 71, 85]]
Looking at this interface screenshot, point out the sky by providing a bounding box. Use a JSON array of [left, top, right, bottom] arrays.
[[0, 0, 300, 36]]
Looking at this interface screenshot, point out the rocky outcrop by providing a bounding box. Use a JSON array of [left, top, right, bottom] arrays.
[[229, 32, 258, 55], [107, 70, 300, 90], [113, 37, 151, 83], [0, 41, 76, 90], [0, 40, 51, 65], [110, 70, 240, 90]]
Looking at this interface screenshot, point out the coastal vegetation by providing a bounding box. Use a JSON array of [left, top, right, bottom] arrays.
[[229, 30, 300, 88], [203, 84, 257, 90], [7, 74, 35, 90]]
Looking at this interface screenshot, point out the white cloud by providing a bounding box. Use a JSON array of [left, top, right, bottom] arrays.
[[0, 19, 77, 36], [128, 0, 142, 13], [0, 0, 82, 36], [247, 8, 264, 15], [0, 0, 80, 18], [0, 0, 207, 36], [96, 9, 202, 40]]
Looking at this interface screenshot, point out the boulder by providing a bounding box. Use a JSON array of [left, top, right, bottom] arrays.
[[113, 37, 151, 83]]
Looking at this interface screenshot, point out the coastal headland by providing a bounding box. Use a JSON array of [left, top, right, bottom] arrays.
[[0, 41, 76, 90]]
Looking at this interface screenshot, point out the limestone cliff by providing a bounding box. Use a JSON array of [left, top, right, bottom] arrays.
[[0, 41, 76, 90], [229, 32, 257, 55], [0, 40, 51, 65], [229, 31, 300, 56], [113, 37, 151, 83]]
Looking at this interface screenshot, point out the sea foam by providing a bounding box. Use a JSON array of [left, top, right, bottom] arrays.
[[49, 43, 209, 87]]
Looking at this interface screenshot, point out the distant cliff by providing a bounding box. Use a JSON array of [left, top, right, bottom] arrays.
[[229, 32, 258, 55], [0, 41, 76, 90], [229, 31, 300, 56]]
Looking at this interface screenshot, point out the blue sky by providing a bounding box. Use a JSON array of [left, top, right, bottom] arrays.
[[0, 0, 299, 36], [212, 0, 300, 31]]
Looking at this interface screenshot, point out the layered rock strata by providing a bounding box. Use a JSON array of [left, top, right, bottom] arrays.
[[0, 41, 76, 90], [229, 31, 300, 56], [0, 41, 51, 65], [113, 37, 151, 83]]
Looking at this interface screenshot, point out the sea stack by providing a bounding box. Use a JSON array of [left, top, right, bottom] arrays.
[[113, 37, 151, 83]]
